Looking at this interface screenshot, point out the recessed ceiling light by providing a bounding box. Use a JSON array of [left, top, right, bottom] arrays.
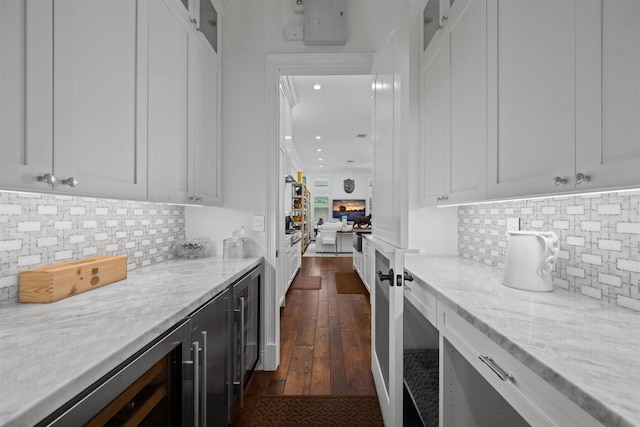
[[315, 136, 321, 140], [319, 165, 324, 168], [318, 158, 323, 161], [317, 148, 322, 152], [313, 84, 322, 90], [284, 135, 292, 140]]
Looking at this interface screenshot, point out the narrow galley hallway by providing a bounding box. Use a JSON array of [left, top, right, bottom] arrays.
[[235, 256, 383, 426]]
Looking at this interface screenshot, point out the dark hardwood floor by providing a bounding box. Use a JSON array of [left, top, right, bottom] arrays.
[[234, 256, 376, 426]]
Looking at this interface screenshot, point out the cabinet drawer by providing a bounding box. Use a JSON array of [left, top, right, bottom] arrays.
[[404, 279, 437, 328], [438, 302, 602, 427]]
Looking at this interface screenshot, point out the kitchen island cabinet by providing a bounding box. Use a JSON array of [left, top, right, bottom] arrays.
[[402, 255, 640, 427], [0, 256, 262, 426]]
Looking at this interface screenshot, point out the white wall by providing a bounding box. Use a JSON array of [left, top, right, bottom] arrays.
[[185, 0, 457, 256], [304, 169, 372, 222]]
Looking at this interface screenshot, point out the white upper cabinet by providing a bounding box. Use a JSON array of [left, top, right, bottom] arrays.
[[0, 0, 53, 192], [486, 0, 576, 199], [53, 0, 148, 199], [421, 0, 487, 206], [1, 0, 147, 200], [147, 0, 222, 205], [576, 0, 640, 191], [487, 0, 640, 199]]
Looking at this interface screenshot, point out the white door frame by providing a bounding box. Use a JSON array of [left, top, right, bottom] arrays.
[[262, 53, 374, 370]]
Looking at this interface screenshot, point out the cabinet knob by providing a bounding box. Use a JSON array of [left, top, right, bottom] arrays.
[[575, 173, 591, 185], [37, 173, 56, 185], [61, 177, 79, 187], [553, 176, 567, 186]]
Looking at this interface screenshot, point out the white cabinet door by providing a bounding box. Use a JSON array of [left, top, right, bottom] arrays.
[[447, 0, 487, 203], [0, 0, 53, 192], [487, 0, 575, 199], [148, 0, 192, 204], [576, 0, 640, 191], [191, 38, 222, 205], [52, 0, 147, 199], [421, 0, 487, 206]]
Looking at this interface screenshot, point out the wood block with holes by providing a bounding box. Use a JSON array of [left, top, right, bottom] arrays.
[[19, 255, 127, 303]]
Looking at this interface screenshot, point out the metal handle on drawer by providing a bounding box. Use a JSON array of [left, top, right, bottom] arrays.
[[192, 341, 200, 427], [201, 331, 207, 426], [479, 354, 513, 382], [239, 296, 245, 407]]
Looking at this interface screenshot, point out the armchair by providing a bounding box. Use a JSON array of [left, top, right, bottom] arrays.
[[316, 222, 341, 254]]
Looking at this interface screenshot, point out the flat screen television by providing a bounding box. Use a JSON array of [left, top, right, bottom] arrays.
[[332, 199, 366, 221]]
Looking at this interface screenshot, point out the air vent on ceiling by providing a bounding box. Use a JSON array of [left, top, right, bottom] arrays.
[[356, 134, 367, 138], [347, 160, 355, 163]]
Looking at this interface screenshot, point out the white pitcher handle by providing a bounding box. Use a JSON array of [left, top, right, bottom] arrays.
[[536, 232, 560, 276]]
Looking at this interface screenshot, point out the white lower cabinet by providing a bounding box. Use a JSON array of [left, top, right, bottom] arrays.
[[437, 302, 602, 427], [402, 283, 601, 426]]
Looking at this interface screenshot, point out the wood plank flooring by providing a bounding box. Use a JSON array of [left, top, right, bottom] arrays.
[[234, 256, 376, 426]]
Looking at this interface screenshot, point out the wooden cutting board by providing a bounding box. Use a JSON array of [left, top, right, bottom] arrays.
[[19, 255, 127, 303]]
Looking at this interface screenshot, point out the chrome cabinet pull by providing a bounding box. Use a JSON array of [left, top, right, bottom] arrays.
[[201, 331, 207, 426], [576, 173, 591, 184], [192, 341, 200, 427], [479, 354, 514, 382], [553, 176, 567, 186], [61, 177, 79, 187], [37, 173, 56, 184]]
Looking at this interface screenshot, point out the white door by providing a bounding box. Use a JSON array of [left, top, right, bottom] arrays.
[[371, 30, 411, 427]]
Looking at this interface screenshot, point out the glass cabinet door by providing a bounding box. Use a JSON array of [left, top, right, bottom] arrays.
[[199, 0, 218, 53], [423, 0, 441, 51]]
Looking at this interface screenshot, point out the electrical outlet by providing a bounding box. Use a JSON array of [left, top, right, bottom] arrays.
[[506, 217, 520, 232]]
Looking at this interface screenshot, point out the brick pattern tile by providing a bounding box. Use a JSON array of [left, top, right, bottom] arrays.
[[0, 192, 185, 304], [458, 191, 640, 311]]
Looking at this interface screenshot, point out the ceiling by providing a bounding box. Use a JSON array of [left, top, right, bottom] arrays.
[[287, 75, 373, 172]]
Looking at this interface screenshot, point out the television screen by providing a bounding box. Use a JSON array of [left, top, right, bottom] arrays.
[[332, 199, 366, 221]]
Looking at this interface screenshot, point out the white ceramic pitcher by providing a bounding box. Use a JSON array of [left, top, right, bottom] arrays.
[[502, 231, 560, 292]]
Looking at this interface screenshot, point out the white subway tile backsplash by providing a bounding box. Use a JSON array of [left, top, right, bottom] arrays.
[[598, 204, 621, 215], [598, 239, 622, 251], [18, 254, 41, 267], [616, 295, 640, 312], [599, 273, 622, 288], [37, 237, 58, 248], [458, 191, 639, 308], [18, 222, 41, 232], [567, 266, 586, 278], [55, 221, 72, 230], [581, 253, 602, 266], [70, 206, 86, 215], [54, 250, 73, 261], [580, 221, 601, 232], [566, 205, 585, 215], [616, 222, 640, 234], [0, 191, 186, 304], [617, 259, 640, 273], [37, 205, 57, 215], [83, 247, 98, 256], [581, 285, 602, 300], [0, 204, 22, 215], [566, 236, 585, 246], [0, 240, 22, 252]]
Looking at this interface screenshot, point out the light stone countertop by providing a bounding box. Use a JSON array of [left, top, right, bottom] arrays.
[[0, 256, 263, 427], [405, 255, 640, 427]]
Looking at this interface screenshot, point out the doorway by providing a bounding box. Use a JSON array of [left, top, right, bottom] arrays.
[[263, 53, 374, 372]]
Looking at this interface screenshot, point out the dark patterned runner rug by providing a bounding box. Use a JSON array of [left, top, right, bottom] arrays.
[[249, 395, 383, 427]]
